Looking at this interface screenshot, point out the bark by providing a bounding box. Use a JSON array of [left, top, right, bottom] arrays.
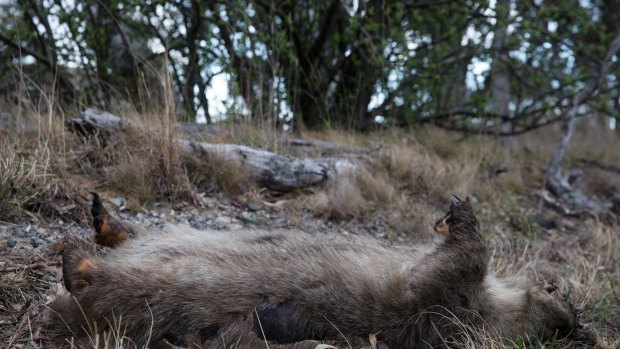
[[490, 0, 513, 147], [279, 138, 375, 156], [180, 0, 202, 122], [66, 109, 359, 192]]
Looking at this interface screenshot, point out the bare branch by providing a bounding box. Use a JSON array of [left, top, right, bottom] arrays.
[[543, 30, 620, 214]]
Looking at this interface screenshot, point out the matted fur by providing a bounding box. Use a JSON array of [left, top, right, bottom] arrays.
[[49, 199, 576, 348]]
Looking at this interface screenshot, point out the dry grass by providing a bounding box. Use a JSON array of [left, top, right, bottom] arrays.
[[0, 112, 88, 224], [184, 150, 254, 196], [71, 129, 197, 210], [0, 142, 35, 220], [1, 103, 619, 348]]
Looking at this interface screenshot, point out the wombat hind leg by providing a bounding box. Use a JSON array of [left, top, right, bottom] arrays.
[[61, 239, 99, 293]]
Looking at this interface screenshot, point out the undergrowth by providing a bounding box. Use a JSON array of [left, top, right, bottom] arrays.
[[1, 102, 619, 348]]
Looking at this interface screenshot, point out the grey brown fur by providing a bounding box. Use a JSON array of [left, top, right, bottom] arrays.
[[49, 197, 576, 348]]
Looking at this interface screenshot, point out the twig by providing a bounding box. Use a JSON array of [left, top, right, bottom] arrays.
[[1, 261, 61, 273], [13, 336, 52, 342], [577, 158, 620, 175]]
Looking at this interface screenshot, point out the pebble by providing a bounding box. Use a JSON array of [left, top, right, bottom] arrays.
[[109, 197, 125, 208], [300, 221, 320, 232], [239, 214, 261, 226], [13, 228, 24, 238], [215, 216, 233, 225], [30, 237, 44, 248], [0, 196, 370, 253]]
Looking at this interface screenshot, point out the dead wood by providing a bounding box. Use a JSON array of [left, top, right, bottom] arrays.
[[66, 109, 359, 192], [1, 261, 62, 273], [279, 138, 378, 156], [544, 32, 620, 215], [577, 158, 620, 175]]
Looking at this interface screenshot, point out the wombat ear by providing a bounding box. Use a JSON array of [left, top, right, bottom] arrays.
[[62, 240, 98, 293], [450, 194, 463, 209]]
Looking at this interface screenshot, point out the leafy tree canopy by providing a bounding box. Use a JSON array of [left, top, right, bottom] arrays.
[[0, 0, 618, 132]]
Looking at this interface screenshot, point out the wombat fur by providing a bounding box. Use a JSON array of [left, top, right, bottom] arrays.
[[49, 196, 576, 348]]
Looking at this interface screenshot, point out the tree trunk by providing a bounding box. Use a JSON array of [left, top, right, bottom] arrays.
[[490, 0, 513, 147]]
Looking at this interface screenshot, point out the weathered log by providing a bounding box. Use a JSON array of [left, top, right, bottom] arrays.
[[279, 138, 377, 156], [64, 109, 140, 142], [66, 109, 358, 192], [177, 122, 221, 138], [179, 140, 331, 192]]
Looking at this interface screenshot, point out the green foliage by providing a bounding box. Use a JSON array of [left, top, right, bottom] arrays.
[[0, 0, 618, 131]]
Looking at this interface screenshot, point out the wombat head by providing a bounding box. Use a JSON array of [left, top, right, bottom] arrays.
[[434, 194, 479, 235]]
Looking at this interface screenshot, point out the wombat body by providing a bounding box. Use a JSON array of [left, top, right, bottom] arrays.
[[50, 197, 576, 348]]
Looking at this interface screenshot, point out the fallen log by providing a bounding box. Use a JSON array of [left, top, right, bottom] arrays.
[[66, 109, 359, 192], [279, 138, 378, 156]]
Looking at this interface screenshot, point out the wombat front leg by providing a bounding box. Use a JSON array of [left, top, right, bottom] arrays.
[[414, 195, 488, 302]]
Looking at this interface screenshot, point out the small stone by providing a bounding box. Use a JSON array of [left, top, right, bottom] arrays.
[[300, 221, 320, 232], [30, 238, 44, 248], [536, 217, 557, 230], [109, 197, 125, 208], [13, 228, 24, 238], [239, 214, 261, 226], [6, 238, 16, 248], [201, 196, 216, 208], [247, 203, 258, 212], [214, 216, 232, 225], [229, 223, 243, 231]]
